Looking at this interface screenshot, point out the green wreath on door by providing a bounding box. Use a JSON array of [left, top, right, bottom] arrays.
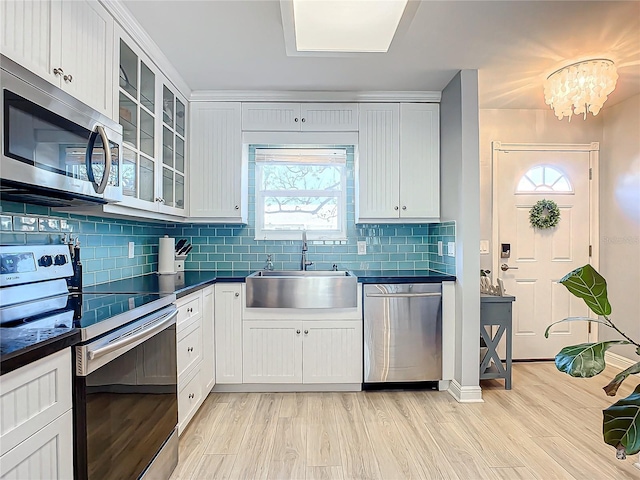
[[529, 199, 561, 229]]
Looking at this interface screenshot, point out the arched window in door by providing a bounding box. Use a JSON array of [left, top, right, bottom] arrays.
[[516, 165, 573, 193]]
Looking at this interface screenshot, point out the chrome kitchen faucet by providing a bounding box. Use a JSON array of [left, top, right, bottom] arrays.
[[300, 230, 313, 271]]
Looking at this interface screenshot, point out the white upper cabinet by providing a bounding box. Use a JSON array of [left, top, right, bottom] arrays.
[[1, 0, 113, 117], [189, 102, 246, 222], [357, 104, 400, 220], [109, 31, 187, 219], [357, 103, 440, 223], [399, 103, 440, 220], [242, 103, 358, 131]]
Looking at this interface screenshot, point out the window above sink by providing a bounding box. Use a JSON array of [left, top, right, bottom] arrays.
[[254, 147, 347, 241]]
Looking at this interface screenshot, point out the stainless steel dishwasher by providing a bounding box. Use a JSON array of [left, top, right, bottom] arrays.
[[363, 283, 442, 386]]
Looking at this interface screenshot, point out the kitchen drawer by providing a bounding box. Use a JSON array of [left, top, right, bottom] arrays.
[[176, 292, 202, 329], [0, 409, 73, 480], [0, 349, 72, 456], [178, 366, 203, 435], [177, 319, 203, 383]]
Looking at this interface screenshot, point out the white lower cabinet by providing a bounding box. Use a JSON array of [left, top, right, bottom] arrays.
[[242, 320, 362, 385], [214, 283, 243, 384], [175, 287, 215, 435], [302, 321, 363, 384], [0, 410, 74, 480], [0, 349, 73, 479], [243, 321, 303, 383]]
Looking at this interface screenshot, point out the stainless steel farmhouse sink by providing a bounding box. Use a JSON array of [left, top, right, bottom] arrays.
[[245, 270, 358, 308]]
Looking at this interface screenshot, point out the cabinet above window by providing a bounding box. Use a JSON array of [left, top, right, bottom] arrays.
[[242, 103, 358, 132]]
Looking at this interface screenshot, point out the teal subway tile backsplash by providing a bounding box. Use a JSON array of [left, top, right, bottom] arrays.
[[0, 201, 163, 286], [1, 144, 456, 281]]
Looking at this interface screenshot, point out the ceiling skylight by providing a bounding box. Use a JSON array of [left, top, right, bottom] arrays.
[[292, 0, 408, 53]]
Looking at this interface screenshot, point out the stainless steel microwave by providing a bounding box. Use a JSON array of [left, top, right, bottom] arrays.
[[1, 55, 122, 206]]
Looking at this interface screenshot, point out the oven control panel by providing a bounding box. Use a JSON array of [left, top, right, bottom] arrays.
[[0, 245, 73, 287]]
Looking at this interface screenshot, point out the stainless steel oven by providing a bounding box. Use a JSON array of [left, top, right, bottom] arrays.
[[0, 245, 178, 480], [1, 55, 123, 206], [74, 305, 178, 480]]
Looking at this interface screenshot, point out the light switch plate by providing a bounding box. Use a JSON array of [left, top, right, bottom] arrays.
[[480, 240, 489, 254], [128, 241, 135, 259], [357, 241, 367, 255], [437, 241, 443, 256], [447, 242, 456, 257]]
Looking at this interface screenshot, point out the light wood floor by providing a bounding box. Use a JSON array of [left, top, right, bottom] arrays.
[[171, 363, 640, 479]]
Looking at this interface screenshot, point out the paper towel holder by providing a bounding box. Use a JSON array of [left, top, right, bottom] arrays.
[[158, 235, 177, 275]]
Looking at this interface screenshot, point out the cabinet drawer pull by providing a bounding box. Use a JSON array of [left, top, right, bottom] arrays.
[[53, 67, 64, 76], [63, 74, 73, 83], [187, 346, 193, 352], [188, 393, 194, 399]]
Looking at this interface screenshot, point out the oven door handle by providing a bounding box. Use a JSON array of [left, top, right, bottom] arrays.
[[88, 309, 178, 360]]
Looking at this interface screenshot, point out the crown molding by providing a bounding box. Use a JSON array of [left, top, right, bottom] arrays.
[[190, 90, 441, 103], [100, 0, 191, 97]]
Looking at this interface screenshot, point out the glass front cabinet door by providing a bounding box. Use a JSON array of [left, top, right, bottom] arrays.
[[117, 31, 187, 216]]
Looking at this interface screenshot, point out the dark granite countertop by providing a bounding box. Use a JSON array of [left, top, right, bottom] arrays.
[[84, 271, 250, 298], [1, 327, 80, 376], [352, 270, 456, 284]]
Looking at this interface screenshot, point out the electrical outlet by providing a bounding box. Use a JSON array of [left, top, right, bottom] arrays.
[[448, 241, 456, 257], [357, 241, 367, 255], [128, 241, 135, 259], [437, 241, 443, 256]]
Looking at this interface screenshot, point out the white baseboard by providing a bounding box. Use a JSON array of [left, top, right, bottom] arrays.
[[605, 351, 638, 372], [212, 383, 361, 393], [448, 379, 484, 403]]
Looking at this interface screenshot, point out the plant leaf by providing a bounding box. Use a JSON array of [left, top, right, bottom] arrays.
[[559, 265, 612, 316], [555, 341, 629, 377], [603, 362, 640, 396], [544, 317, 609, 338], [603, 384, 640, 457]]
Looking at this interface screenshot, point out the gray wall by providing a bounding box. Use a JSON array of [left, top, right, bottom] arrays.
[[441, 70, 481, 394], [599, 94, 640, 360]]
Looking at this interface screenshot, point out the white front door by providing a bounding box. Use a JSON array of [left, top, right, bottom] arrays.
[[494, 144, 596, 359]]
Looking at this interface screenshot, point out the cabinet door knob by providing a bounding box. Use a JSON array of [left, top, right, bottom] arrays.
[[301, 118, 306, 123], [53, 67, 64, 76], [187, 346, 193, 352], [234, 205, 239, 210], [63, 74, 73, 83], [294, 117, 299, 122], [394, 206, 399, 211], [296, 329, 301, 334], [234, 292, 240, 297], [402, 206, 407, 210], [304, 329, 309, 335]]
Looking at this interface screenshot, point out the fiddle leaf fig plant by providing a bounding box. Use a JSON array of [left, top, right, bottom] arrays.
[[546, 264, 640, 460]]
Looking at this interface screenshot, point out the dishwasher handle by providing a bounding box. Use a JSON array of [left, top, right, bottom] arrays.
[[365, 292, 441, 298]]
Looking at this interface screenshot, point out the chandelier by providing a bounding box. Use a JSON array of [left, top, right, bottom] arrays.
[[543, 59, 618, 121]]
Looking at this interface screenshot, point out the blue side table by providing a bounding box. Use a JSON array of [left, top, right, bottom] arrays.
[[480, 294, 516, 389]]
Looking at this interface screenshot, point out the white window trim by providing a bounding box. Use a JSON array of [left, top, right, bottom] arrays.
[[254, 150, 348, 241]]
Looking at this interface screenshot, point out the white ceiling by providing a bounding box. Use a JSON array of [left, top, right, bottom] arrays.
[[122, 0, 640, 109]]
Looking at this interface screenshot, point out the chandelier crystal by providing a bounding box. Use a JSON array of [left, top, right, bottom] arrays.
[[543, 59, 618, 121]]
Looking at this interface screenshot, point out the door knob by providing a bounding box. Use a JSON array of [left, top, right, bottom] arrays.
[[500, 263, 519, 271]]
